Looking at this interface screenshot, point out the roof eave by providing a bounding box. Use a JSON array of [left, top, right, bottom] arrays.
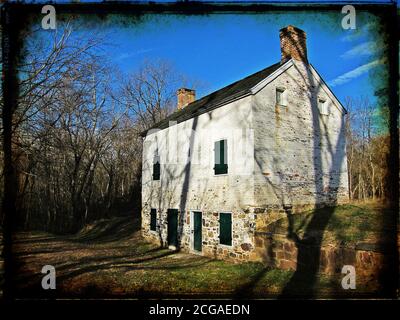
[[250, 59, 294, 94], [141, 90, 253, 137], [309, 64, 348, 115]]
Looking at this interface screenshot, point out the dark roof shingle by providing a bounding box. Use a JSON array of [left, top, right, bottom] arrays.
[[142, 62, 281, 136]]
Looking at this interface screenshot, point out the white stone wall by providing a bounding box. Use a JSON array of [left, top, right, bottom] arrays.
[[252, 60, 349, 208], [141, 95, 257, 259]]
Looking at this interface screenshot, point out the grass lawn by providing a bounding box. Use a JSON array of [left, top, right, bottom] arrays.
[[267, 201, 395, 246], [12, 202, 393, 299]]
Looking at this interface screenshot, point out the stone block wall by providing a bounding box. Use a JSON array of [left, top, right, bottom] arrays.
[[142, 206, 257, 262], [252, 59, 349, 208], [141, 207, 164, 246], [142, 203, 355, 264], [253, 232, 390, 277]]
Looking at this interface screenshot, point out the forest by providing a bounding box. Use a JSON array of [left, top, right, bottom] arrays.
[[0, 23, 396, 234]]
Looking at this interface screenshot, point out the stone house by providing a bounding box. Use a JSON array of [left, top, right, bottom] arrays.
[[141, 25, 349, 262]]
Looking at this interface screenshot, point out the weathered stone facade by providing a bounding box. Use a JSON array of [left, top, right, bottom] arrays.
[[252, 61, 349, 209], [141, 26, 349, 264], [142, 207, 258, 262]]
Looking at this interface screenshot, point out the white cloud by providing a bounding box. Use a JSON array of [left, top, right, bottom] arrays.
[[340, 23, 373, 42], [340, 31, 362, 43], [340, 41, 376, 59], [328, 59, 384, 87], [116, 48, 154, 61]]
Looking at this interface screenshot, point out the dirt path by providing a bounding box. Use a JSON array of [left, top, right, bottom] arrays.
[[13, 217, 213, 298], [12, 216, 383, 299]]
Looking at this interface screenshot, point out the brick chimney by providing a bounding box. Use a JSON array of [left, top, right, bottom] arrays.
[[177, 88, 195, 110], [279, 25, 308, 64]]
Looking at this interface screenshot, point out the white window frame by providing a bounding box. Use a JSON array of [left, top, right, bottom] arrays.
[[152, 150, 161, 181], [213, 138, 229, 176], [318, 98, 329, 116], [276, 87, 287, 106]]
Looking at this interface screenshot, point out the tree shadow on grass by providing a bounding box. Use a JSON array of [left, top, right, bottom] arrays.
[[13, 214, 220, 298], [16, 246, 214, 298], [14, 216, 141, 246], [233, 266, 272, 299], [70, 216, 141, 243]]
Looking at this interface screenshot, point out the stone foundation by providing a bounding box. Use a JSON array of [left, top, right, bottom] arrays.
[[142, 202, 358, 266], [142, 206, 257, 262], [254, 232, 391, 277]]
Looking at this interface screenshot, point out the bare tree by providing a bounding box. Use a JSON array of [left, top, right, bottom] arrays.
[[117, 60, 181, 131], [345, 96, 389, 201], [7, 23, 193, 233]]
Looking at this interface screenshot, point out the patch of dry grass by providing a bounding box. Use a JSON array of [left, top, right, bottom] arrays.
[[12, 207, 387, 299]]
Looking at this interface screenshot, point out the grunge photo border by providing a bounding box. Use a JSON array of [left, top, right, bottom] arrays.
[[1, 1, 398, 302]]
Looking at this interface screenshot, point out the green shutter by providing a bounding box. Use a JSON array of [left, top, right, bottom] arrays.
[[150, 208, 157, 231], [219, 212, 232, 246], [193, 211, 202, 252], [167, 209, 178, 247], [153, 162, 160, 180], [214, 140, 228, 175]]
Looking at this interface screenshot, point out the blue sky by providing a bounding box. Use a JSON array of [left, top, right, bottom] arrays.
[[91, 11, 386, 109], [25, 2, 391, 122]]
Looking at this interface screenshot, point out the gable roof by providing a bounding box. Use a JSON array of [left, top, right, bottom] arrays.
[[308, 64, 347, 115], [141, 59, 346, 137], [141, 61, 281, 136]]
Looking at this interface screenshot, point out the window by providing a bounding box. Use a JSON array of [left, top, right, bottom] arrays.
[[318, 99, 329, 115], [150, 208, 157, 231], [214, 139, 228, 175], [219, 212, 232, 246], [153, 153, 160, 180], [276, 88, 285, 106]]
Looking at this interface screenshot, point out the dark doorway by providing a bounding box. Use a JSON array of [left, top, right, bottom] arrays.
[[193, 211, 202, 252], [167, 209, 178, 248]]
